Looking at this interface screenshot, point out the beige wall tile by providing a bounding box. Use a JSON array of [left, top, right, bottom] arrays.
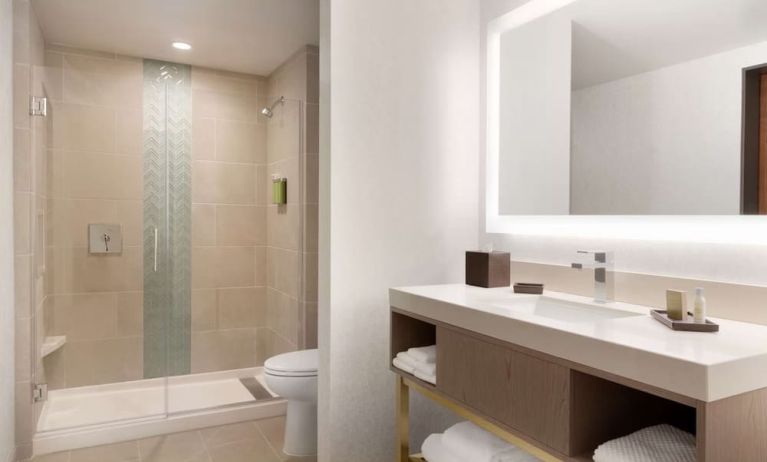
[[50, 198, 116, 248], [57, 246, 142, 293], [266, 248, 298, 298], [218, 287, 266, 329], [192, 67, 261, 96], [114, 200, 142, 247], [192, 89, 217, 119], [61, 60, 142, 107], [50, 293, 118, 340], [14, 128, 32, 192], [192, 247, 255, 289], [266, 288, 298, 344], [116, 292, 143, 337], [255, 165, 268, 206], [15, 317, 31, 380], [191, 204, 216, 246], [215, 120, 264, 164], [14, 192, 31, 254], [255, 328, 295, 365], [216, 205, 265, 246], [266, 204, 299, 251], [64, 152, 142, 200], [192, 117, 215, 160], [92, 337, 143, 384], [191, 329, 257, 373], [217, 92, 259, 122], [254, 246, 267, 286], [265, 102, 300, 162], [192, 289, 217, 332], [115, 108, 142, 156], [50, 103, 115, 152], [192, 161, 256, 204], [15, 256, 31, 317]]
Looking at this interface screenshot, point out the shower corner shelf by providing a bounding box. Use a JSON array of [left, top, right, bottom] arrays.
[[41, 335, 66, 358]]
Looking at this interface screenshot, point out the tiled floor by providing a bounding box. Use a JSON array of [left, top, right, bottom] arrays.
[[27, 417, 316, 462]]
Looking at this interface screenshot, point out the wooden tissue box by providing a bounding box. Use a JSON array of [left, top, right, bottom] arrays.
[[465, 251, 510, 288]]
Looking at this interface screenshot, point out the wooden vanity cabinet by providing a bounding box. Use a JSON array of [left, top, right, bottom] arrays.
[[437, 325, 571, 454], [390, 309, 714, 461]]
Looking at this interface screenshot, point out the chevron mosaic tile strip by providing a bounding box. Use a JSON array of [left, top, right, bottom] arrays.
[[142, 60, 193, 378]]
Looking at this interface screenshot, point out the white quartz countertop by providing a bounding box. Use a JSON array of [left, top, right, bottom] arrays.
[[389, 284, 767, 402]]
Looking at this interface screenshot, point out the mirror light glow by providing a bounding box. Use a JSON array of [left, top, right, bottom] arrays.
[[485, 0, 767, 245]]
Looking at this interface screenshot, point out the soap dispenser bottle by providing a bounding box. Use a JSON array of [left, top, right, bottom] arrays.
[[693, 287, 707, 324]]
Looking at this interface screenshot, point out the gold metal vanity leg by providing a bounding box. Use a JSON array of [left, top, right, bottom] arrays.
[[396, 375, 410, 462]]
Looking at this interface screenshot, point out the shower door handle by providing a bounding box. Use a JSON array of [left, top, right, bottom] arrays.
[[153, 227, 158, 272]]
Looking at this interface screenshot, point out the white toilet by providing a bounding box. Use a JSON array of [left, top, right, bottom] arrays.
[[264, 348, 319, 456]]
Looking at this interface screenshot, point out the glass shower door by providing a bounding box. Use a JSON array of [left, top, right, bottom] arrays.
[[33, 54, 176, 432]]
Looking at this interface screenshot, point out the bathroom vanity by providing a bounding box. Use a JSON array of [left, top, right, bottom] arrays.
[[389, 284, 767, 462]]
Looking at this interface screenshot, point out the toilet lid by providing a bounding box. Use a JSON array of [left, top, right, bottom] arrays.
[[264, 349, 318, 377]]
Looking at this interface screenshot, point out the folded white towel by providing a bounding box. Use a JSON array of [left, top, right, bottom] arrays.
[[408, 345, 436, 363], [593, 424, 695, 462], [392, 357, 415, 375], [414, 368, 436, 385], [443, 421, 539, 462], [416, 361, 436, 377], [422, 433, 463, 462], [396, 351, 419, 370]]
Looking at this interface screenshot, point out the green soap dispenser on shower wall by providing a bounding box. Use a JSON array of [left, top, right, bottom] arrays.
[[272, 176, 287, 205]]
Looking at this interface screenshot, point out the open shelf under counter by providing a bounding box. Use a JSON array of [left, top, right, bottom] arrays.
[[390, 284, 767, 462]]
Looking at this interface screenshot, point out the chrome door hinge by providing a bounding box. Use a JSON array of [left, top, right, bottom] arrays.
[[29, 96, 47, 117], [32, 383, 48, 403]]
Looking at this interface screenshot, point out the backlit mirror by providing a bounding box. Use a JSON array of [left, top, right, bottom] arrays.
[[496, 0, 767, 215]]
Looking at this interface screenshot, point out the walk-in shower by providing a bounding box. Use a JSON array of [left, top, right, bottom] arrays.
[[18, 46, 319, 455]]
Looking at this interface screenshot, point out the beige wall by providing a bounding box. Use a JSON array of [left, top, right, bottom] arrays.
[[42, 45, 145, 390], [12, 0, 46, 458], [190, 67, 270, 373], [264, 46, 319, 358]]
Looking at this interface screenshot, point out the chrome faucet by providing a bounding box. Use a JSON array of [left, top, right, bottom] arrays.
[[571, 250, 614, 303]]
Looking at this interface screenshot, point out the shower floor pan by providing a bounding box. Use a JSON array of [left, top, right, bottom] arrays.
[[34, 367, 286, 456]]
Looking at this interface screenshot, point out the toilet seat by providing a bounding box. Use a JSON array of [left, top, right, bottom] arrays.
[[264, 349, 318, 377]]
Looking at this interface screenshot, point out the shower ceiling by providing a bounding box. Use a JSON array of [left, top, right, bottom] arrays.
[[29, 0, 319, 76]]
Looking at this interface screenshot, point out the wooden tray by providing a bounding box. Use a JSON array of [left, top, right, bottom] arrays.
[[651, 309, 719, 332], [513, 283, 544, 294]]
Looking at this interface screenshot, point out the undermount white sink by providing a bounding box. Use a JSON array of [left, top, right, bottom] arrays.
[[492, 295, 642, 324]]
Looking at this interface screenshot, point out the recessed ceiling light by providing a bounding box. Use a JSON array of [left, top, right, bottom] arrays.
[[172, 42, 192, 51]]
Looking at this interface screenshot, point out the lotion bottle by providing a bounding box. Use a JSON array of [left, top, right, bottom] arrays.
[[693, 287, 707, 324]]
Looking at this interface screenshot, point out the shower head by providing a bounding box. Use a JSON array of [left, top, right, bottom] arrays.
[[260, 96, 285, 118]]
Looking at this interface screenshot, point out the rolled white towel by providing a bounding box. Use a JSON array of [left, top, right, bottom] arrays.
[[408, 345, 436, 363], [414, 368, 436, 385], [593, 424, 695, 462], [443, 421, 539, 462], [392, 357, 415, 375], [396, 351, 419, 369], [422, 433, 463, 462], [416, 361, 436, 377]]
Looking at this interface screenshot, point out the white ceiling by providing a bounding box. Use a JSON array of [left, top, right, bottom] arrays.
[[565, 0, 767, 89], [30, 0, 319, 76]]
